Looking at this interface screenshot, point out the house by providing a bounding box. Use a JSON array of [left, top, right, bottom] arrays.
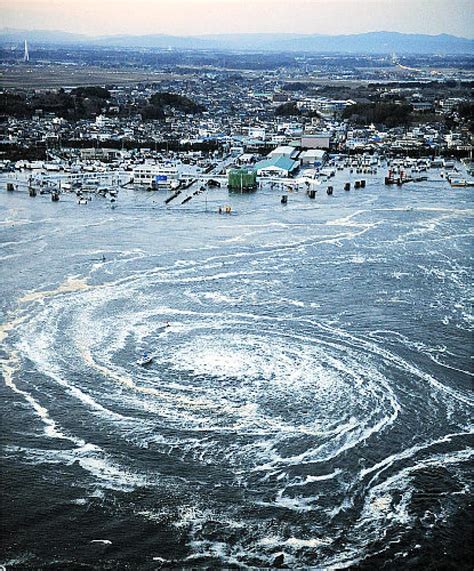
[[273, 93, 289, 104], [412, 102, 434, 113], [248, 127, 266, 140], [238, 153, 257, 164]]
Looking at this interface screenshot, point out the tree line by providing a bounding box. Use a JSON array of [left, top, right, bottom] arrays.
[[0, 88, 205, 120]]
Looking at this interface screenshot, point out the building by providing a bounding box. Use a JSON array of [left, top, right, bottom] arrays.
[[440, 98, 465, 114], [254, 156, 299, 177], [412, 102, 434, 113], [132, 163, 178, 187], [300, 149, 328, 167], [237, 153, 257, 164], [268, 145, 299, 159], [272, 93, 289, 104], [248, 127, 266, 140], [80, 148, 121, 160], [301, 133, 332, 150], [228, 168, 257, 192]]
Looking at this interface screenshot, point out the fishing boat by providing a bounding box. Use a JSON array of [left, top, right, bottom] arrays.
[[137, 352, 153, 366], [449, 178, 474, 187], [449, 178, 467, 187]]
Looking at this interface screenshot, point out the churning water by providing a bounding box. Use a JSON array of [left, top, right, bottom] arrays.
[[0, 173, 472, 569]]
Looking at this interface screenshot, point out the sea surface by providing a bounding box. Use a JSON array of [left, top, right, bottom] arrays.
[[0, 171, 473, 569]]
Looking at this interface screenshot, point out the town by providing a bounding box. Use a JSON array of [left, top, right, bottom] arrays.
[[1, 44, 473, 197]]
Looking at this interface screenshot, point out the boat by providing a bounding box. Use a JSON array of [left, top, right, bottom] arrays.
[[137, 352, 153, 366], [450, 178, 474, 187], [449, 178, 467, 187]]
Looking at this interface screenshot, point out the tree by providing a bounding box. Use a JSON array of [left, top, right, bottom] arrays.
[[0, 93, 30, 118], [275, 101, 301, 117], [149, 92, 205, 114], [343, 102, 413, 127], [71, 86, 111, 99], [457, 102, 474, 132]]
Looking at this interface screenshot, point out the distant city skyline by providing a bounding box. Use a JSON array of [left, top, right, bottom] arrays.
[[1, 0, 473, 38]]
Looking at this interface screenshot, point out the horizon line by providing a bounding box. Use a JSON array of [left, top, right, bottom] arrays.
[[1, 27, 473, 41]]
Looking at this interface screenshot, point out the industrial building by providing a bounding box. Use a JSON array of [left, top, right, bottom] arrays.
[[300, 133, 332, 150], [268, 145, 300, 160], [254, 156, 299, 177], [299, 149, 328, 167]]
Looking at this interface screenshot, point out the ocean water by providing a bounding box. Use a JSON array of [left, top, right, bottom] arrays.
[[0, 172, 473, 569]]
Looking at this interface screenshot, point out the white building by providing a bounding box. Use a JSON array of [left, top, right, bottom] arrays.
[[248, 127, 266, 140], [300, 149, 327, 166], [268, 145, 299, 160], [132, 163, 178, 187]]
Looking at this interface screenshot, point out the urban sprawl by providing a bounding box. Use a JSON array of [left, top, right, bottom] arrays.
[[1, 47, 473, 191]]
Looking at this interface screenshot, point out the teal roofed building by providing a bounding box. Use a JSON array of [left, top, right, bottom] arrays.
[[254, 156, 299, 177]]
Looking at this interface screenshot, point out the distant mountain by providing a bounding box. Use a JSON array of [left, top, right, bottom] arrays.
[[95, 34, 215, 50], [0, 28, 89, 44], [273, 32, 474, 54], [0, 28, 472, 54], [198, 32, 474, 54], [183, 33, 305, 51]]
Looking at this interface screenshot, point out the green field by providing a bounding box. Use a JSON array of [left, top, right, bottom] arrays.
[[0, 65, 186, 89]]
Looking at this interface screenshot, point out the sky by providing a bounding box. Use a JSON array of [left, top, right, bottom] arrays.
[[1, 0, 473, 38]]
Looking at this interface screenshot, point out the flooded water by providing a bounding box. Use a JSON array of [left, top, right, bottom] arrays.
[[0, 171, 473, 569]]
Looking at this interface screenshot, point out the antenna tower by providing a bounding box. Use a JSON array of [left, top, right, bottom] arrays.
[[24, 40, 30, 62]]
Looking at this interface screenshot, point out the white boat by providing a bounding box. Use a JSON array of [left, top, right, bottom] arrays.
[[137, 352, 153, 366], [450, 178, 474, 188], [319, 167, 336, 178]]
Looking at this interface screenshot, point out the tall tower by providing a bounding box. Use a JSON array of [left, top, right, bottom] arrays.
[[23, 40, 30, 62]]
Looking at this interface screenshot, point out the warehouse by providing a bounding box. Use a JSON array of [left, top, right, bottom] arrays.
[[300, 133, 332, 150], [300, 149, 328, 167], [254, 156, 299, 177], [268, 145, 300, 160]]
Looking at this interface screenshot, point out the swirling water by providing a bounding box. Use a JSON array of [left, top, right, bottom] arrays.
[[0, 174, 473, 569]]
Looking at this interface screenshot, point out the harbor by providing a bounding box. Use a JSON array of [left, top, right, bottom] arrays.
[[3, 153, 472, 213]]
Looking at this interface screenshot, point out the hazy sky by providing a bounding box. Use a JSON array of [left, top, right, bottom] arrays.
[[1, 0, 473, 37]]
